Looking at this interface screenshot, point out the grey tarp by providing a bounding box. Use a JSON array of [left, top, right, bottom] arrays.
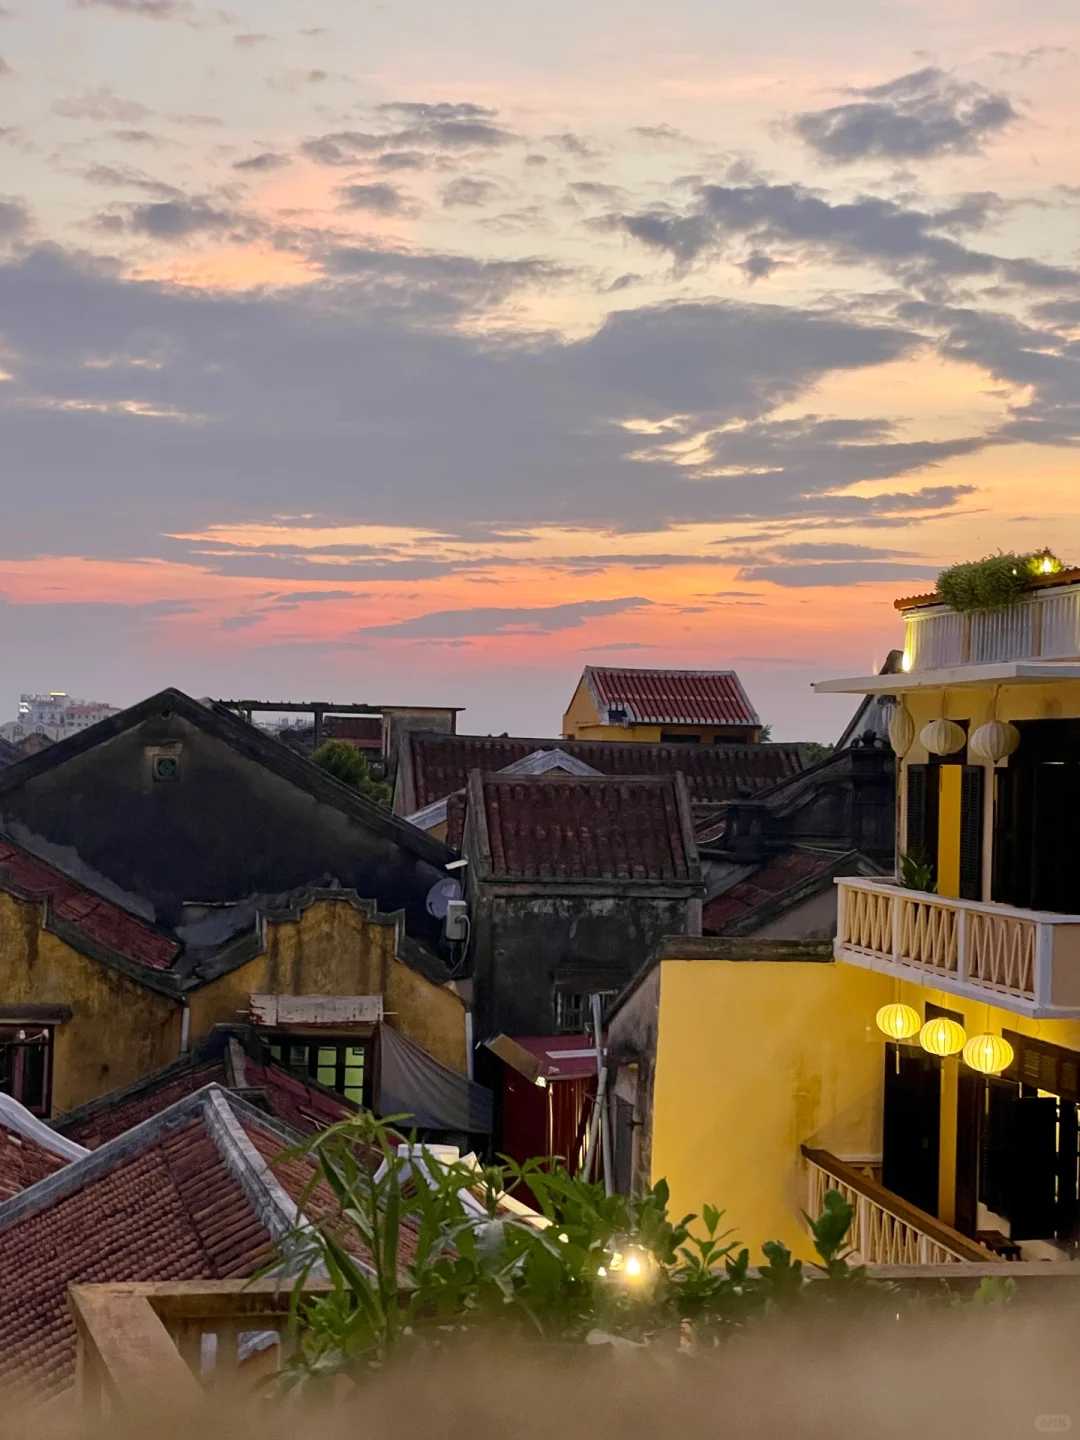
[[377, 1023, 493, 1133]]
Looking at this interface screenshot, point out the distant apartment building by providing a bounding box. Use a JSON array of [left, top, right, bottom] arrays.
[[0, 692, 119, 744]]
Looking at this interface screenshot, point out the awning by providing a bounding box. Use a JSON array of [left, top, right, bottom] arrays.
[[485, 1034, 600, 1083], [377, 1024, 493, 1134]]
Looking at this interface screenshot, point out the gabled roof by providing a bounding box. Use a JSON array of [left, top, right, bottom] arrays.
[[465, 772, 702, 888], [0, 687, 451, 868], [56, 1030, 357, 1149], [0, 1084, 410, 1398], [398, 730, 810, 813], [579, 666, 760, 727], [0, 833, 180, 974], [0, 1095, 87, 1203], [406, 747, 602, 842]]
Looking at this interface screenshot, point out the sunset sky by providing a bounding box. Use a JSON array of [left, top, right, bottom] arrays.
[[1, 0, 1079, 740]]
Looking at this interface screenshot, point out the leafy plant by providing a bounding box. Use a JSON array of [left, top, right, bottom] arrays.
[[937, 549, 1065, 613], [899, 851, 935, 893], [312, 740, 392, 807]]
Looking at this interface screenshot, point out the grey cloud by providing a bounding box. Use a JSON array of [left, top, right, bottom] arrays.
[[442, 177, 499, 208], [0, 196, 28, 237], [262, 589, 360, 604], [613, 181, 1080, 294], [376, 151, 429, 172], [337, 182, 414, 216], [126, 197, 236, 237], [111, 128, 162, 145], [300, 131, 382, 166], [75, 0, 190, 16], [738, 250, 781, 282], [354, 597, 650, 640], [547, 132, 599, 159], [233, 151, 289, 173], [771, 542, 912, 561], [735, 561, 937, 587], [54, 88, 152, 122], [632, 125, 690, 144], [567, 181, 625, 205], [795, 67, 1016, 164], [83, 164, 180, 198]]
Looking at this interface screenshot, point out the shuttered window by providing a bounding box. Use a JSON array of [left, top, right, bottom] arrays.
[[905, 764, 938, 873], [959, 766, 985, 901]]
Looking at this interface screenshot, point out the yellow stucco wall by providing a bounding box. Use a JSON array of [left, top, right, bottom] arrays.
[[186, 897, 467, 1072], [0, 891, 181, 1115], [649, 957, 893, 1261], [562, 672, 759, 741]]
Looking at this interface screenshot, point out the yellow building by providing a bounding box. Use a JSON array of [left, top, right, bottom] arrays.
[[562, 666, 762, 744], [0, 839, 469, 1118], [610, 568, 1080, 1266]]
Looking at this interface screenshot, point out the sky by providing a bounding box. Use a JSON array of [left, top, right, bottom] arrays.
[[1, 1, 1079, 741]]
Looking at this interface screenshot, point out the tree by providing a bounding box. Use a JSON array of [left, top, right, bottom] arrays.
[[312, 741, 392, 808]]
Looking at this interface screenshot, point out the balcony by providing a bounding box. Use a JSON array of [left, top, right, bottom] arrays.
[[835, 878, 1080, 1018], [903, 583, 1080, 673]]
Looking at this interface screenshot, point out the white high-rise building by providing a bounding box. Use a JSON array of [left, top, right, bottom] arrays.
[[0, 692, 120, 743]]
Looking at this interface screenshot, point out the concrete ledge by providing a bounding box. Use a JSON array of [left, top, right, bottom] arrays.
[[654, 936, 834, 963]]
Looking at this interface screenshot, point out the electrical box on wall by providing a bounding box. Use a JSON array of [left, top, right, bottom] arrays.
[[444, 899, 468, 942]]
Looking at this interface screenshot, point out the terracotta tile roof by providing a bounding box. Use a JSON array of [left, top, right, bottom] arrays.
[[240, 1058, 359, 1135], [703, 847, 845, 933], [471, 774, 699, 884], [0, 1127, 69, 1203], [0, 1085, 423, 1398], [405, 731, 809, 811], [0, 836, 179, 973], [582, 666, 760, 727], [58, 1059, 229, 1148]]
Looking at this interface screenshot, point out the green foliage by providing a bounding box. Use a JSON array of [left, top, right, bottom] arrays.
[[270, 1114, 943, 1387], [937, 549, 1065, 613], [312, 740, 392, 807], [802, 742, 834, 765], [899, 851, 935, 893]]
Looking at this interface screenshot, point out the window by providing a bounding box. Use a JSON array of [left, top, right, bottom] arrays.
[[266, 1036, 369, 1106], [554, 991, 614, 1035], [659, 732, 700, 744], [0, 1025, 52, 1116]]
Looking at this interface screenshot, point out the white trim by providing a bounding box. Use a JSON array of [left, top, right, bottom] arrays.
[[813, 660, 1080, 695]]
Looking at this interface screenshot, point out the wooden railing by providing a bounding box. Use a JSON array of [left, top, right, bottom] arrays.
[[70, 1278, 332, 1416], [835, 878, 1080, 1018], [903, 585, 1080, 671], [802, 1148, 993, 1265]]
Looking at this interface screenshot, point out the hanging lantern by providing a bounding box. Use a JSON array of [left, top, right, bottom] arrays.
[[920, 719, 966, 757], [968, 720, 1020, 766], [962, 1033, 1014, 1076], [887, 705, 916, 758], [875, 1003, 922, 1041], [920, 1017, 966, 1057]]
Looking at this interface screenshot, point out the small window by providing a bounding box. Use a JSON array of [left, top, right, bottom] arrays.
[[147, 743, 183, 782], [554, 992, 613, 1035], [0, 1025, 52, 1116], [659, 732, 700, 744], [265, 1035, 370, 1107]]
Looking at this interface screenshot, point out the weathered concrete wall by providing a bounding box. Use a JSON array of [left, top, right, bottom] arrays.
[[607, 962, 661, 1191], [471, 890, 694, 1036], [0, 710, 448, 945], [0, 891, 180, 1115], [188, 897, 467, 1072]]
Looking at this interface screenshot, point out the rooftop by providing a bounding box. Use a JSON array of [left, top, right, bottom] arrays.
[[465, 772, 701, 886], [579, 665, 760, 727]]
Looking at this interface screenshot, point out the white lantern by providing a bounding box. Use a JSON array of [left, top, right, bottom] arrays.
[[968, 720, 1020, 766], [887, 705, 916, 758], [920, 719, 966, 757]]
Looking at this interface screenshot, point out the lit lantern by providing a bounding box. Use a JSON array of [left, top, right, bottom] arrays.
[[920, 719, 966, 757], [876, 1003, 922, 1041], [962, 1033, 1014, 1075], [887, 706, 916, 758], [968, 720, 1020, 766], [920, 1017, 966, 1056]]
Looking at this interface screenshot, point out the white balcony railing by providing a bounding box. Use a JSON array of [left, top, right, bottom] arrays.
[[835, 878, 1080, 1018], [904, 584, 1080, 672], [803, 1149, 993, 1265]]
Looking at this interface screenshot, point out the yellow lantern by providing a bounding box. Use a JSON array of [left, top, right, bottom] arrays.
[[962, 1033, 1014, 1075], [920, 719, 966, 757], [875, 1003, 921, 1041], [920, 1017, 966, 1056]]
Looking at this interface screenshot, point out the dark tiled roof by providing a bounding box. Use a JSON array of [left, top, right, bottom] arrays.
[[0, 1127, 69, 1203], [703, 848, 846, 933], [0, 737, 19, 769], [471, 774, 699, 884], [240, 1058, 359, 1134], [582, 666, 760, 727], [58, 1059, 229, 1148], [0, 837, 180, 972], [405, 731, 809, 811]]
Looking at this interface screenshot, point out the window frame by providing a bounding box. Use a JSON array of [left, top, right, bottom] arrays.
[[0, 1024, 54, 1117], [264, 1033, 371, 1107]]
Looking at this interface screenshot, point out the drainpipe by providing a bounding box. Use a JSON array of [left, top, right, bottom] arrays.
[[179, 998, 191, 1056], [464, 1009, 475, 1081]]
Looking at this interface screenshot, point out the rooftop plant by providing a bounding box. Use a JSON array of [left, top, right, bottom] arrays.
[[936, 549, 1066, 613]]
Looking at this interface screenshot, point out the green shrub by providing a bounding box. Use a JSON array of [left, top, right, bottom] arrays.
[[937, 550, 1064, 613]]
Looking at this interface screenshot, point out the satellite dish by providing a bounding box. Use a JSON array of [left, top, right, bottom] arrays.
[[426, 877, 462, 919]]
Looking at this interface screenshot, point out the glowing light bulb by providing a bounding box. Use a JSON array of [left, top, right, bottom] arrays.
[[557, 1232, 569, 1243], [597, 1266, 607, 1278], [900, 651, 913, 673], [625, 1254, 643, 1277]]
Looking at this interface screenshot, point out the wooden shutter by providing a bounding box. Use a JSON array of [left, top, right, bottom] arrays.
[[1009, 1098, 1058, 1240], [979, 1077, 1015, 1218], [882, 1044, 941, 1217], [958, 766, 984, 901], [905, 764, 938, 870], [1057, 1101, 1078, 1242]]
